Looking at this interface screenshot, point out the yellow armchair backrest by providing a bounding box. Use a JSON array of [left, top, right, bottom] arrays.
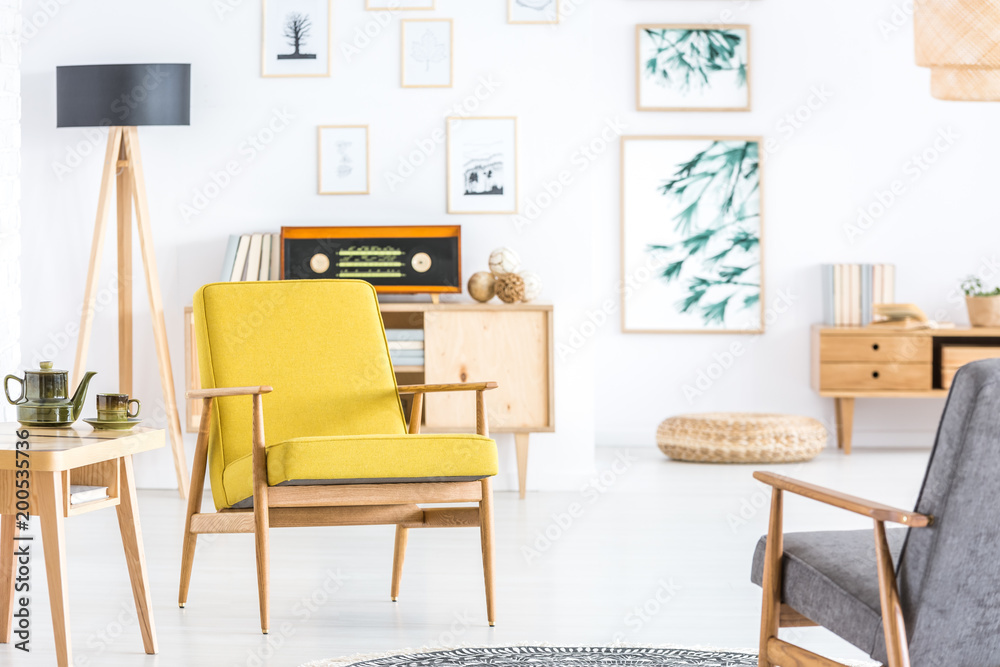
[[193, 280, 406, 509]]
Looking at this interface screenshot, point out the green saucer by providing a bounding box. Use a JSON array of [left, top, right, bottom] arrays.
[[83, 417, 142, 431]]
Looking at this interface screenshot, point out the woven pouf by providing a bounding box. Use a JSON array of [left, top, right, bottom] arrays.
[[656, 413, 827, 463]]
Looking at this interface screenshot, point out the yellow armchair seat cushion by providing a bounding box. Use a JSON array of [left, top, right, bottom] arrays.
[[222, 433, 498, 508]]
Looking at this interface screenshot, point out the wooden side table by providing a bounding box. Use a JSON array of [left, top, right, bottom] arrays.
[[0, 424, 163, 667], [812, 325, 1000, 453]]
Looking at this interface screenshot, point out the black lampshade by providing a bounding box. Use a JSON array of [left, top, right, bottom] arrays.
[[56, 64, 191, 128]]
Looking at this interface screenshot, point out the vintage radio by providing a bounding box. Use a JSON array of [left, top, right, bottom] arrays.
[[280, 225, 462, 298]]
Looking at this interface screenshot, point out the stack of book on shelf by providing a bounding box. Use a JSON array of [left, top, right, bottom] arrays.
[[821, 263, 895, 326], [386, 329, 424, 368], [220, 233, 281, 282]]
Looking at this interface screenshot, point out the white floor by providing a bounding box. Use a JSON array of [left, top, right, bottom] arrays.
[[5, 445, 932, 667]]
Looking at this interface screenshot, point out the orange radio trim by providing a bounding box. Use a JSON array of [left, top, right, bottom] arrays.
[[279, 225, 462, 295]]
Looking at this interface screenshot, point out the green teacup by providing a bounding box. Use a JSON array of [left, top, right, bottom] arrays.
[[96, 393, 141, 422]]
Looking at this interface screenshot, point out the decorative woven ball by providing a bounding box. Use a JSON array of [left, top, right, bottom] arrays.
[[488, 247, 521, 276], [519, 270, 542, 302], [495, 272, 526, 304], [656, 413, 828, 464], [467, 271, 496, 303]]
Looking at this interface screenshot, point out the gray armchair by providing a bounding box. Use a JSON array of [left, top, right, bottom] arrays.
[[750, 358, 1000, 667]]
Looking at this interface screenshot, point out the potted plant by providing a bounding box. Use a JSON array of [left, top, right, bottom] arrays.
[[961, 276, 1000, 327]]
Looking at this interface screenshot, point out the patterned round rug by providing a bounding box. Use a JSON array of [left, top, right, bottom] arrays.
[[304, 646, 763, 667]]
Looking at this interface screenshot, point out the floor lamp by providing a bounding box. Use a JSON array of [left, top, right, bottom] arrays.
[[57, 64, 192, 498]]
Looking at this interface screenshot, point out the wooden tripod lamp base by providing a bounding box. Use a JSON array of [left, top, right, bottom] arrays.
[[71, 126, 190, 498]]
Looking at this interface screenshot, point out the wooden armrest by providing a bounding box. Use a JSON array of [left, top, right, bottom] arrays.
[[753, 471, 932, 527], [187, 386, 273, 399], [396, 382, 498, 394]]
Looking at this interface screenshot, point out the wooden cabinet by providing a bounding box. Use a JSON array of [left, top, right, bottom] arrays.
[[185, 302, 555, 498], [812, 325, 1000, 453]]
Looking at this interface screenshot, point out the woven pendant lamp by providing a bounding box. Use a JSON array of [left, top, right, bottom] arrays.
[[915, 0, 1000, 100]]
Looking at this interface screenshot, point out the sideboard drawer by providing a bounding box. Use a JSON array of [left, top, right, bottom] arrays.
[[819, 363, 932, 391], [819, 335, 931, 363], [942, 346, 1000, 389]]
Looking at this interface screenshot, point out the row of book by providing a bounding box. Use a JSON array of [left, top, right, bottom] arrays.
[[221, 233, 281, 282], [386, 328, 424, 367], [821, 264, 896, 326]]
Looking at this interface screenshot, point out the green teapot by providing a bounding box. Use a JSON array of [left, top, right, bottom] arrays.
[[4, 362, 97, 427]]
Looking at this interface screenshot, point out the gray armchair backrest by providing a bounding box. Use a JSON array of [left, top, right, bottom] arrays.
[[891, 359, 1000, 665]]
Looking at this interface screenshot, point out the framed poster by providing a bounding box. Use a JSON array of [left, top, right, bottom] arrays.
[[401, 19, 453, 88], [366, 0, 434, 8], [621, 136, 764, 333], [262, 0, 331, 77], [508, 0, 559, 24], [636, 24, 750, 111], [318, 125, 370, 195], [446, 117, 518, 214]]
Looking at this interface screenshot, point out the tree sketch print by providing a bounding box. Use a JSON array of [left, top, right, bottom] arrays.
[[646, 141, 760, 327], [410, 29, 448, 71], [463, 143, 504, 196], [278, 12, 317, 60], [643, 28, 746, 93], [516, 0, 554, 10]]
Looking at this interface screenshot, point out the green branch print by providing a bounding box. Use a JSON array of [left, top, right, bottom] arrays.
[[647, 140, 761, 327], [643, 28, 747, 93]]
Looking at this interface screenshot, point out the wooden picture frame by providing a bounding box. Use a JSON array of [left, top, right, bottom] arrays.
[[366, 0, 435, 9], [508, 0, 559, 24], [620, 135, 765, 334], [318, 125, 370, 195], [446, 116, 519, 215], [636, 24, 751, 112], [401, 19, 453, 88], [262, 0, 332, 78]]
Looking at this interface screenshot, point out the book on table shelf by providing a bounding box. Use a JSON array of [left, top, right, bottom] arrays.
[[385, 329, 424, 341], [821, 263, 895, 326], [221, 232, 282, 281]]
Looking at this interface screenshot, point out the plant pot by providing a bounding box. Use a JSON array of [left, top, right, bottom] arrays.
[[966, 295, 1000, 327]]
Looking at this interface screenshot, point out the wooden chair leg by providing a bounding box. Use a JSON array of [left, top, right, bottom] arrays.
[[37, 472, 71, 667], [391, 525, 408, 601], [179, 398, 212, 608], [0, 514, 16, 643], [758, 487, 783, 667], [251, 394, 270, 635], [479, 477, 496, 627]]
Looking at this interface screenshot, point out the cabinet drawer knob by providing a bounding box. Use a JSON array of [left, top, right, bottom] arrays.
[[872, 371, 880, 379], [872, 343, 880, 351]]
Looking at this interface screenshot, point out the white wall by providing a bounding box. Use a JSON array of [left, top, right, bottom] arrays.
[[17, 0, 999, 490], [19, 0, 599, 490], [0, 0, 19, 423], [589, 0, 1000, 448]]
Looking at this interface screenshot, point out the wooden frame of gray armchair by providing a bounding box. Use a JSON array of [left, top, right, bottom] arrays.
[[754, 471, 933, 667], [179, 381, 499, 634]]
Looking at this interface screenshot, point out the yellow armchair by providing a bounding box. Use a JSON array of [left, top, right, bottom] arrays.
[[178, 280, 498, 634]]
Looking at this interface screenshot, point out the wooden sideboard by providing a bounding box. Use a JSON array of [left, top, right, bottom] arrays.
[[185, 302, 554, 498], [812, 325, 1000, 453]]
